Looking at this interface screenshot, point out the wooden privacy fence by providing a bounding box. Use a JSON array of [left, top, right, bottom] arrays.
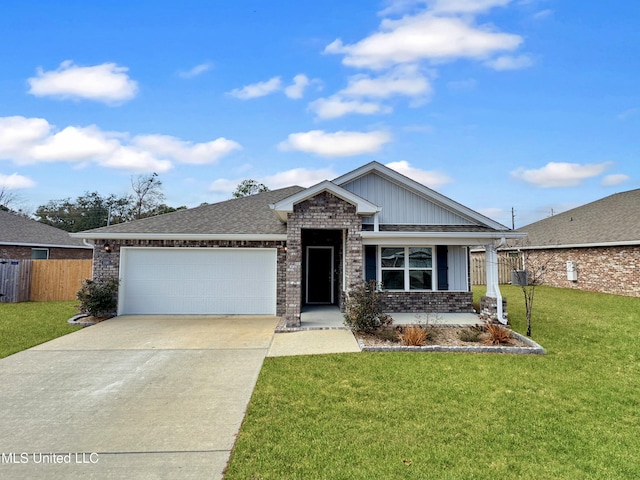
[[471, 255, 512, 285], [0, 259, 93, 303]]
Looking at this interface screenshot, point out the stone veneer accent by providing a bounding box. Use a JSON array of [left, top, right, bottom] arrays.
[[525, 246, 640, 297], [379, 291, 474, 313], [91, 238, 287, 315], [285, 191, 363, 327]]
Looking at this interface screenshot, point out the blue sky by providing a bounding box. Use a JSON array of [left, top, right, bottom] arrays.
[[0, 0, 638, 228]]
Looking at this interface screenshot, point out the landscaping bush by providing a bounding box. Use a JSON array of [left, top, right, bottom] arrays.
[[482, 321, 512, 345], [76, 278, 119, 318], [458, 325, 483, 342], [400, 325, 430, 346], [343, 280, 392, 333]]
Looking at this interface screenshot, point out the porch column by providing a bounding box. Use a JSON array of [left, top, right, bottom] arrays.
[[484, 243, 506, 324]]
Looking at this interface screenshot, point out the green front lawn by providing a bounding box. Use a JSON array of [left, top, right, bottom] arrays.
[[0, 301, 82, 358], [225, 286, 640, 479]]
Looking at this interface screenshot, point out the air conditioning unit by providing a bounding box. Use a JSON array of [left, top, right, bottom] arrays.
[[511, 270, 528, 286]]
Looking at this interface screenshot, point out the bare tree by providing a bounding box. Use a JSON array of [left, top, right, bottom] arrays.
[[130, 173, 165, 219], [502, 248, 552, 337], [0, 186, 20, 211]]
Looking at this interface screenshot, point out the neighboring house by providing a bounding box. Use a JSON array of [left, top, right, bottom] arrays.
[[503, 188, 640, 298], [72, 162, 524, 326], [0, 209, 93, 260]]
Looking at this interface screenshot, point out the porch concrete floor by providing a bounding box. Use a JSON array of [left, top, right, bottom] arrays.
[[300, 305, 482, 329]]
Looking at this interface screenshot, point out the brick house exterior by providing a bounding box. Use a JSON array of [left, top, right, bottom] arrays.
[[74, 162, 523, 324], [496, 188, 640, 298], [1, 209, 93, 260]]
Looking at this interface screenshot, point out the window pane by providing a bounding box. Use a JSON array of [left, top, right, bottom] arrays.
[[381, 247, 404, 268], [382, 270, 404, 290], [31, 249, 48, 259], [409, 247, 432, 268], [409, 270, 432, 290]]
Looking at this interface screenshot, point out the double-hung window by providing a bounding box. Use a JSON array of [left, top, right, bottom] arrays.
[[380, 246, 433, 291]]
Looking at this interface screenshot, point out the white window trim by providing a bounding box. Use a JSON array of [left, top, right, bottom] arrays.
[[378, 246, 435, 291]]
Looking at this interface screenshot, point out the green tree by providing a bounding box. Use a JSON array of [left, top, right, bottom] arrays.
[[232, 179, 269, 198]]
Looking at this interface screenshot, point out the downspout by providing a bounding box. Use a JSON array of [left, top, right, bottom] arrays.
[[494, 236, 507, 324]]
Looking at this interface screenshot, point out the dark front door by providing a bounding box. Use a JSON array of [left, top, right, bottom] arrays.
[[306, 247, 334, 304]]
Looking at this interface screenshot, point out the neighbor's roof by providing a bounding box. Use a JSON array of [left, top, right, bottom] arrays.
[[0, 209, 91, 249], [73, 186, 305, 239], [513, 188, 640, 248]]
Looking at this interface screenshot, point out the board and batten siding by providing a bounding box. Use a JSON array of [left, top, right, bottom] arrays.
[[447, 246, 469, 291], [341, 173, 474, 225]]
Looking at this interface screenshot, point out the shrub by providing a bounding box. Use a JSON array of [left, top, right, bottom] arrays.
[[458, 325, 483, 342], [76, 278, 119, 318], [401, 325, 430, 346], [483, 321, 512, 345], [344, 280, 392, 333]]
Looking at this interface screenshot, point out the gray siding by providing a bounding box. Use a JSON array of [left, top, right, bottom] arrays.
[[341, 173, 474, 225], [447, 246, 469, 291]]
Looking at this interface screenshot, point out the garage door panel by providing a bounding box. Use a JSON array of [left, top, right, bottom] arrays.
[[119, 248, 277, 315]]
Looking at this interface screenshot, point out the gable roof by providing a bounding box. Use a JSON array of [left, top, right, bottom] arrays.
[[0, 210, 91, 249], [73, 186, 305, 240], [513, 188, 640, 248], [333, 161, 510, 231], [270, 180, 380, 221]]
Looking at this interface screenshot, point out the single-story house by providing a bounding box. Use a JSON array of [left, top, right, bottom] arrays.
[[72, 162, 524, 326], [0, 209, 93, 260], [501, 188, 640, 297]]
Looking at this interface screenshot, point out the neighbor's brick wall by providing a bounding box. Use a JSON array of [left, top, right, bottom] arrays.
[[379, 291, 474, 313], [286, 192, 363, 327], [526, 245, 640, 297], [91, 239, 287, 315], [0, 245, 92, 260]]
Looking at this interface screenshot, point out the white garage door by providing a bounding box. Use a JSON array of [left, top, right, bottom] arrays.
[[119, 247, 277, 315]]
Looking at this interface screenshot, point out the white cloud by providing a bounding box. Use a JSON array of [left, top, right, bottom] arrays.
[[227, 76, 282, 99], [284, 74, 310, 99], [385, 160, 452, 187], [447, 78, 477, 91], [27, 61, 138, 104], [601, 174, 630, 187], [511, 161, 613, 188], [341, 64, 432, 99], [0, 115, 240, 173], [178, 62, 213, 79], [484, 54, 533, 70], [279, 130, 391, 157], [324, 12, 522, 69], [0, 172, 36, 190], [533, 9, 553, 20], [617, 108, 638, 121], [133, 134, 241, 165], [262, 167, 339, 189], [309, 96, 389, 119], [209, 167, 339, 194], [429, 0, 512, 14]]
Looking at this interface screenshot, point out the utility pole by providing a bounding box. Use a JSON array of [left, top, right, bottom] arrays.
[[511, 207, 516, 230]]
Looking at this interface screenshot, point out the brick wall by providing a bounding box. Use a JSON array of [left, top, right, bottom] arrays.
[[0, 245, 92, 260], [379, 291, 474, 313], [91, 238, 288, 315], [526, 245, 640, 297], [285, 192, 362, 327]]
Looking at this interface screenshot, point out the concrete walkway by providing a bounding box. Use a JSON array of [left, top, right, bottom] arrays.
[[0, 315, 279, 479]]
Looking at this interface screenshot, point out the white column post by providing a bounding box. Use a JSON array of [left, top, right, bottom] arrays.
[[485, 243, 505, 324]]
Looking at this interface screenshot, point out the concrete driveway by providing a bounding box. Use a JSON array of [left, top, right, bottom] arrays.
[[0, 315, 279, 479]]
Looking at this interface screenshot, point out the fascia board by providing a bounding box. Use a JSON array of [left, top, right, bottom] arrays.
[[70, 233, 288, 241], [502, 239, 640, 250], [270, 180, 380, 220], [0, 241, 92, 249], [361, 231, 527, 246]]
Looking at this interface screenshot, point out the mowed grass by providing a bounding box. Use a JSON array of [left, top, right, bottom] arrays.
[[225, 286, 640, 479], [0, 301, 81, 358]]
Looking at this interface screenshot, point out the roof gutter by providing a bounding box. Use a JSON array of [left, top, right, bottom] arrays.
[[0, 241, 92, 250], [502, 239, 640, 250], [70, 233, 288, 241]]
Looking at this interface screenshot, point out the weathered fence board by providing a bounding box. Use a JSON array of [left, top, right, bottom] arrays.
[[29, 260, 93, 302], [471, 256, 512, 285], [0, 259, 31, 303]]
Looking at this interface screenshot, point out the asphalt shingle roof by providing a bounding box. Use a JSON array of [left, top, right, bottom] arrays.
[[0, 209, 89, 247], [81, 186, 306, 236], [515, 188, 640, 247]]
